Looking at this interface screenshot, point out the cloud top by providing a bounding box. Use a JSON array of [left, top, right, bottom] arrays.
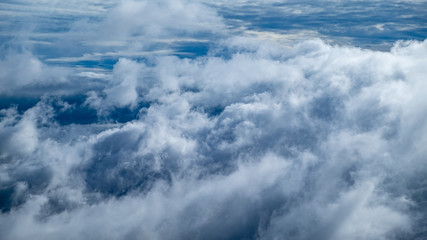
[[0, 1, 427, 239]]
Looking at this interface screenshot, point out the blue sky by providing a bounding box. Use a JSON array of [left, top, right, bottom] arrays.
[[1, 1, 427, 239]]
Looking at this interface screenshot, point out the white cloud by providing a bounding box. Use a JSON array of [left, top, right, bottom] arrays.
[[1, 38, 426, 239], [63, 0, 226, 54], [104, 58, 140, 108], [1, 0, 427, 239], [0, 51, 43, 93]]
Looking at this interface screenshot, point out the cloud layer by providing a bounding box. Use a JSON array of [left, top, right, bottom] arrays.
[[1, 1, 427, 240]]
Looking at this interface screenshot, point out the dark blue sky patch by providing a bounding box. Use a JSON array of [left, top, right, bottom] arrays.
[[53, 96, 151, 125], [54, 106, 98, 125], [204, 105, 225, 117], [173, 41, 211, 58], [0, 97, 40, 113], [73, 59, 118, 70]]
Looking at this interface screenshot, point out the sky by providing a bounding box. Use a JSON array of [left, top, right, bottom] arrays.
[[0, 0, 427, 239]]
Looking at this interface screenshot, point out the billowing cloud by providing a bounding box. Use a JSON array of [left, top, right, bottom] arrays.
[[0, 51, 70, 95], [86, 58, 141, 112], [1, 0, 426, 240]]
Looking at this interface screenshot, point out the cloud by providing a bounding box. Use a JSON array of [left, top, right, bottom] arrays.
[[0, 51, 44, 94], [1, 0, 225, 67], [1, 0, 427, 239], [0, 50, 106, 97], [85, 58, 141, 112], [1, 38, 426, 239], [99, 0, 224, 39]]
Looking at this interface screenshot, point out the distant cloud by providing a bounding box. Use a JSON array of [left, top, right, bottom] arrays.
[[0, 50, 73, 96]]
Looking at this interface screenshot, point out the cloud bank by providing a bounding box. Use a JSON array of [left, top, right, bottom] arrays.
[[1, 0, 426, 240]]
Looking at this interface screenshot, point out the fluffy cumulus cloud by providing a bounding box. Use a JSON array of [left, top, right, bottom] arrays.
[[1, 0, 427, 240], [85, 58, 141, 112], [0, 51, 70, 96]]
